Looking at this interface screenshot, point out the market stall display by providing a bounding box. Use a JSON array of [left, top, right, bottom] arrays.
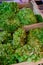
[[0, 1, 43, 65]]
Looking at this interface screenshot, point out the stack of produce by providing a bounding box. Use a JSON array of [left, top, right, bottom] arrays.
[[0, 2, 43, 65]]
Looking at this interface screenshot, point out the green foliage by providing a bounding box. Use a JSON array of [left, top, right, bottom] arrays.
[[15, 44, 41, 62], [27, 28, 43, 61], [15, 45, 30, 62], [28, 28, 43, 45], [35, 15, 43, 22], [17, 8, 37, 25], [0, 31, 12, 43], [0, 2, 19, 20], [3, 17, 21, 33], [0, 43, 17, 65], [0, 2, 20, 32], [13, 28, 26, 49], [0, 31, 7, 43]]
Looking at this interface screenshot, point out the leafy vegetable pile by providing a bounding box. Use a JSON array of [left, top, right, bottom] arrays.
[[0, 2, 43, 65], [27, 28, 43, 61], [14, 28, 43, 63]]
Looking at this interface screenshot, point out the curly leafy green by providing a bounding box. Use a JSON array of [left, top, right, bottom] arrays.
[[13, 28, 26, 49], [27, 28, 43, 61], [28, 28, 43, 45], [0, 2, 20, 32], [17, 8, 37, 25], [0, 43, 17, 65], [0, 2, 19, 20], [0, 31, 12, 43], [15, 45, 30, 62], [15, 43, 41, 62], [3, 17, 21, 32]]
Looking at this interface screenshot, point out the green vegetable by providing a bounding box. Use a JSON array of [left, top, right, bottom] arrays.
[[0, 2, 20, 32], [13, 28, 26, 49], [3, 17, 21, 33], [0, 43, 17, 65], [17, 8, 37, 25], [0, 31, 12, 43], [15, 45, 30, 62], [35, 15, 43, 22], [15, 43, 41, 62], [27, 28, 43, 61], [0, 2, 19, 20], [28, 28, 43, 45]]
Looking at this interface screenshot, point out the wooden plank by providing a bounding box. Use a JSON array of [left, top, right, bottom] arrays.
[[23, 22, 43, 32], [12, 62, 36, 65], [12, 59, 43, 65]]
